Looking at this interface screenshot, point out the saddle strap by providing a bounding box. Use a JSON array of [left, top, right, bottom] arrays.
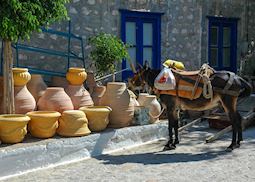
[[223, 72, 235, 92]]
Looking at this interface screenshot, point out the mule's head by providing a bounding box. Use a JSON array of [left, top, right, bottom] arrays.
[[128, 63, 151, 93]]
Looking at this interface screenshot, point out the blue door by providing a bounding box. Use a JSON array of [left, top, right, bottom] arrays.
[[208, 16, 238, 72], [120, 9, 163, 80]]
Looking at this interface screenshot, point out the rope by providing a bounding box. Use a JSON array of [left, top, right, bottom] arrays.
[[191, 64, 214, 101], [148, 107, 166, 119]]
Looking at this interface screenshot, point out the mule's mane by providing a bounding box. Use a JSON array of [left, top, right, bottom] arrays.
[[143, 68, 160, 88]]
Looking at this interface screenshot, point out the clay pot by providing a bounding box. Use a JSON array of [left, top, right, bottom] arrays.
[[57, 110, 91, 137], [0, 77, 3, 113], [137, 93, 149, 106], [37, 87, 74, 113], [79, 106, 112, 132], [27, 111, 61, 138], [65, 85, 94, 110], [143, 95, 161, 123], [101, 82, 134, 128], [27, 74, 47, 102], [51, 76, 69, 88], [12, 68, 31, 86], [14, 86, 36, 114], [91, 86, 106, 106], [66, 67, 87, 85], [0, 114, 30, 144], [128, 89, 139, 107]]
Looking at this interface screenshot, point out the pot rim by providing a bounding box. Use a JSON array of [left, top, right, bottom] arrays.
[[62, 110, 85, 115], [46, 87, 64, 91], [68, 67, 85, 72], [0, 114, 30, 122], [12, 68, 28, 73], [79, 106, 112, 112], [26, 111, 61, 118]]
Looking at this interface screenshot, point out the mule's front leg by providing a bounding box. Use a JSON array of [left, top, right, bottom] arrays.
[[164, 108, 178, 150]]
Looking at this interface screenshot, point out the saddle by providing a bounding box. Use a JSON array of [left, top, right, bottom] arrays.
[[159, 64, 215, 100]]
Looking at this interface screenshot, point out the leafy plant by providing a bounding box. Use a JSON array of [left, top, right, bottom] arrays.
[[0, 0, 69, 113], [88, 33, 130, 77]]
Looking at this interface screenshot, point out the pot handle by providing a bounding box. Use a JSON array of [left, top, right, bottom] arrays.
[[105, 106, 112, 112]]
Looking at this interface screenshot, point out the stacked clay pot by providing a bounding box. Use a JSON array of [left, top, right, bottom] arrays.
[[65, 67, 94, 109], [27, 74, 47, 102], [57, 110, 91, 137], [137, 93, 149, 106], [13, 68, 36, 114], [37, 87, 74, 113], [101, 82, 135, 128]]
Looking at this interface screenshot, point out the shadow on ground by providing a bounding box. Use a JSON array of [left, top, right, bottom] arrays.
[[95, 148, 228, 165]]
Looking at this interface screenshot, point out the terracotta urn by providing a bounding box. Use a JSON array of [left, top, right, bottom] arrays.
[[0, 114, 30, 144], [137, 93, 149, 106], [14, 86, 36, 114], [66, 67, 87, 85], [101, 82, 135, 128], [57, 110, 91, 137], [79, 106, 112, 132], [12, 68, 31, 86], [27, 74, 47, 102], [65, 85, 94, 109], [91, 86, 106, 106], [128, 89, 139, 107], [0, 76, 3, 113], [37, 87, 74, 113], [143, 95, 161, 123], [27, 111, 61, 138]]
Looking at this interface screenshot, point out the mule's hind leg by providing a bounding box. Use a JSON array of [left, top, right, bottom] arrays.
[[220, 95, 241, 150]]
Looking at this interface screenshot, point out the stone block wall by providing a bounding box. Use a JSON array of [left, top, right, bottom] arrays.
[[1, 0, 255, 76]]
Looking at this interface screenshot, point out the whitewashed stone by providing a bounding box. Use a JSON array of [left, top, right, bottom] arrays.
[[187, 14, 194, 20], [38, 33, 45, 39], [69, 7, 78, 14], [50, 34, 58, 40], [88, 0, 96, 5], [181, 29, 187, 34], [172, 28, 178, 34], [73, 0, 80, 3]]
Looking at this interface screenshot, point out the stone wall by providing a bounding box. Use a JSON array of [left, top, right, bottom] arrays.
[[1, 0, 255, 76]]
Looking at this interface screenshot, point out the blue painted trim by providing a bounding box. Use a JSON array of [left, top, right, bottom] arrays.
[[120, 9, 163, 80], [207, 16, 238, 72]]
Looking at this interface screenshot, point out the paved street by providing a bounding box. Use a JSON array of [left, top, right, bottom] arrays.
[[2, 122, 255, 182]]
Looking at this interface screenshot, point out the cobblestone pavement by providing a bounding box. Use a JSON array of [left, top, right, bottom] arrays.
[[2, 122, 255, 182]]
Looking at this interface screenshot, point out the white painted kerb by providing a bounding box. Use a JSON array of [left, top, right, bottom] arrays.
[[0, 121, 168, 178]]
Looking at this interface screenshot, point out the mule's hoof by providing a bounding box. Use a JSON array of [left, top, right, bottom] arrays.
[[226, 143, 239, 152], [163, 144, 176, 151]]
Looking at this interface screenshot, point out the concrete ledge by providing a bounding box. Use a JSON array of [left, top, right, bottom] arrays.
[[0, 121, 168, 178]]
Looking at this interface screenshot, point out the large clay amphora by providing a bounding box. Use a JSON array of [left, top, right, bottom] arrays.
[[37, 87, 74, 113], [14, 86, 36, 114], [101, 82, 134, 128], [12, 68, 36, 114], [143, 95, 161, 123], [91, 86, 106, 106], [137, 93, 149, 106], [65, 85, 94, 110], [27, 74, 47, 102]]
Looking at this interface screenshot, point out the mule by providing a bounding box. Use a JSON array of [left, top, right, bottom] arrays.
[[130, 64, 252, 151]]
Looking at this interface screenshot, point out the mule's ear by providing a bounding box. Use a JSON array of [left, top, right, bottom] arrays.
[[144, 60, 149, 70], [137, 63, 143, 70]]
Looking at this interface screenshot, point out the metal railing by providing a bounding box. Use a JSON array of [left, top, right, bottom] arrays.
[[0, 21, 85, 77]]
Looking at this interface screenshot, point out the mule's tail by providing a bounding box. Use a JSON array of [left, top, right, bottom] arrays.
[[239, 77, 252, 98]]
